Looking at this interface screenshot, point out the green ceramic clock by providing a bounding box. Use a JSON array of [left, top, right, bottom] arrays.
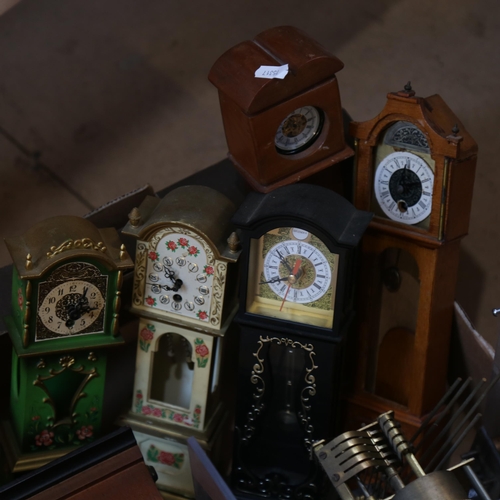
[[2, 215, 133, 473]]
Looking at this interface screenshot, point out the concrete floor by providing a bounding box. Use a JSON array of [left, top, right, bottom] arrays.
[[0, 0, 499, 347]]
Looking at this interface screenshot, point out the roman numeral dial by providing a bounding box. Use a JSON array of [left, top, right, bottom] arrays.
[[261, 237, 333, 304], [374, 151, 434, 225]]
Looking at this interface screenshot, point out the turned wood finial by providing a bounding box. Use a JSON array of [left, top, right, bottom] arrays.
[[227, 231, 240, 253], [128, 207, 141, 227], [25, 253, 32, 270], [452, 124, 460, 136], [396, 81, 416, 98]]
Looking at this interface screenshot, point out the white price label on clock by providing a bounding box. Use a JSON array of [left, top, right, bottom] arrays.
[[254, 64, 289, 79]]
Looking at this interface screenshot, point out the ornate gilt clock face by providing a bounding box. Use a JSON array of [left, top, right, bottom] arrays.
[[275, 106, 324, 155], [143, 231, 215, 323], [246, 227, 339, 328], [36, 262, 107, 341]]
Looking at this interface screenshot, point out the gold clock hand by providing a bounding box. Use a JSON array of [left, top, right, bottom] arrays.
[[280, 258, 302, 312]]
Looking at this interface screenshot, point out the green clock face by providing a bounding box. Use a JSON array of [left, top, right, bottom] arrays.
[[246, 227, 339, 328], [36, 262, 107, 341]]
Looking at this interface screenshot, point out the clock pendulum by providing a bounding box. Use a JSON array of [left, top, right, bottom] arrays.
[[209, 26, 354, 194], [346, 84, 478, 438], [230, 184, 372, 499], [1, 216, 133, 474], [117, 185, 241, 499]]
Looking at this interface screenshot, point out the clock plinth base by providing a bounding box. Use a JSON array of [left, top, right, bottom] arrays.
[[228, 144, 354, 194], [117, 404, 231, 499], [344, 392, 426, 444], [0, 419, 78, 475]]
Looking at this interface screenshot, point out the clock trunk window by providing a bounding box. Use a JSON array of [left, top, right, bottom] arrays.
[[246, 227, 339, 328], [238, 337, 317, 485], [365, 248, 420, 407], [275, 106, 324, 155], [150, 333, 194, 410]]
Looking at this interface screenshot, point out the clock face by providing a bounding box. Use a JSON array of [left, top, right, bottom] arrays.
[[275, 106, 323, 155], [36, 262, 108, 341], [246, 227, 339, 328], [374, 151, 434, 225], [143, 232, 214, 323]]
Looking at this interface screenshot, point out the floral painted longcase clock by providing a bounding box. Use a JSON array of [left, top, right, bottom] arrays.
[[1, 216, 133, 473], [117, 185, 241, 499], [230, 184, 372, 500], [346, 85, 478, 438]]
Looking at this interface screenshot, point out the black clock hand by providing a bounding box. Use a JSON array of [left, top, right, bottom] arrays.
[[164, 267, 183, 291], [275, 249, 293, 272], [259, 276, 290, 285], [65, 288, 99, 327]]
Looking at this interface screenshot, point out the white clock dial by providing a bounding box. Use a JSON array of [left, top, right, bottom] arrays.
[[262, 240, 332, 304], [144, 233, 213, 322], [275, 106, 323, 154], [38, 280, 105, 336], [374, 151, 434, 224]]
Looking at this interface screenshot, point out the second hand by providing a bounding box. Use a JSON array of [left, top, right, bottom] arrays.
[[280, 258, 302, 312]]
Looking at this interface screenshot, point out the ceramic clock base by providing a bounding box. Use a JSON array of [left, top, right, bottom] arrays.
[[117, 405, 230, 498], [0, 419, 78, 475]]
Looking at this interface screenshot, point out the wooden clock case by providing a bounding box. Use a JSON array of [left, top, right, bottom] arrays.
[[208, 26, 354, 193], [346, 88, 478, 436]]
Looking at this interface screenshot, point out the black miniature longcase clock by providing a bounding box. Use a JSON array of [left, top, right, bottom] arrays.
[[2, 216, 133, 473], [230, 184, 372, 500]]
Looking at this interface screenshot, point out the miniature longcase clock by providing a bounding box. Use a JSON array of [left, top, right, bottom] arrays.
[[231, 184, 372, 500], [208, 26, 354, 193], [346, 84, 478, 437], [117, 185, 240, 499], [1, 216, 133, 473]]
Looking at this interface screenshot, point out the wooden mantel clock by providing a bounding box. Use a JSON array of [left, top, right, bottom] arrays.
[[1, 215, 133, 472], [346, 84, 478, 437], [117, 185, 240, 499], [208, 25, 353, 193], [230, 184, 372, 500]]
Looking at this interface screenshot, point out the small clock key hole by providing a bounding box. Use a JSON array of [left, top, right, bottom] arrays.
[[173, 294, 182, 303], [397, 200, 408, 213]]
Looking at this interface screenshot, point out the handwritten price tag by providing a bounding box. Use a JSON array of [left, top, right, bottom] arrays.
[[254, 64, 289, 80]]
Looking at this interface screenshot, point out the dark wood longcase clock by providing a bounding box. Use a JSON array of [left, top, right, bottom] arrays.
[[346, 85, 478, 437], [230, 184, 372, 500]]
